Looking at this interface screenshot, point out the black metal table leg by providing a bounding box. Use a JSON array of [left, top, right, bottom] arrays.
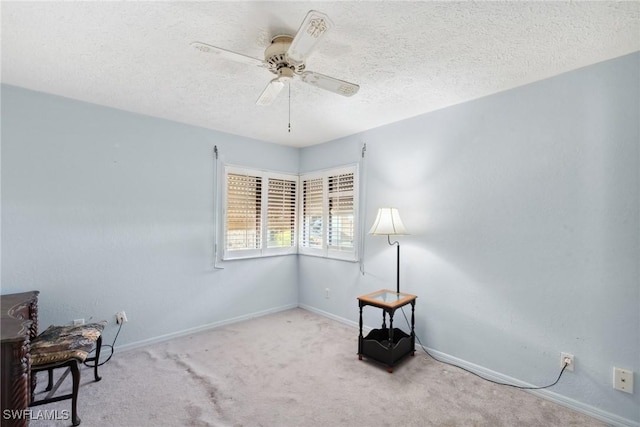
[[358, 304, 363, 360], [387, 310, 395, 373], [411, 301, 416, 356]]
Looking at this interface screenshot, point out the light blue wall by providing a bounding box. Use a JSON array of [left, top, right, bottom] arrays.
[[1, 85, 300, 347], [299, 53, 639, 425]]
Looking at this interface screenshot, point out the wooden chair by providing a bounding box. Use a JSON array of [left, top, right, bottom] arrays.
[[29, 321, 107, 426]]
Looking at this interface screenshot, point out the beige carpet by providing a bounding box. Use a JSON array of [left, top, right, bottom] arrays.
[[29, 308, 605, 427]]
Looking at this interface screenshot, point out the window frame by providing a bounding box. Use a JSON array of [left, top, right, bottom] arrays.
[[220, 163, 359, 262], [222, 165, 298, 260], [299, 164, 359, 262]]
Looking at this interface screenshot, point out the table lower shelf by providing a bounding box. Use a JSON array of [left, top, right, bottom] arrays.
[[359, 328, 415, 372]]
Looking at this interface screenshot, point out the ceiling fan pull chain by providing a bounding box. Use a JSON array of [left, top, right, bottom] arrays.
[[288, 82, 291, 133]]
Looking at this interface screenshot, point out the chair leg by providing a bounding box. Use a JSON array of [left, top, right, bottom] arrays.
[[70, 360, 81, 426], [93, 335, 102, 382], [46, 368, 54, 391]]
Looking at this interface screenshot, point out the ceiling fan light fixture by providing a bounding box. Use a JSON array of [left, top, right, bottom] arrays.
[[277, 67, 294, 81]]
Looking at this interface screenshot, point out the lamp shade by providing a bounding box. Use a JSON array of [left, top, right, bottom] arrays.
[[369, 207, 408, 235]]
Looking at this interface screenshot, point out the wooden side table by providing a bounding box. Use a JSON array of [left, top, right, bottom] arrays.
[[357, 289, 417, 373]]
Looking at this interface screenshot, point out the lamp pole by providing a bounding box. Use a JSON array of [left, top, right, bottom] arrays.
[[396, 242, 400, 294], [388, 235, 400, 294]]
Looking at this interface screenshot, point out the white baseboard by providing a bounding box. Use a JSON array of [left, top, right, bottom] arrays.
[[114, 303, 298, 353], [423, 347, 638, 427], [299, 305, 639, 427], [298, 304, 361, 329]]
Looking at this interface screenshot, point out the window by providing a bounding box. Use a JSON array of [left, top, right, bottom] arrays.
[[224, 166, 297, 259], [299, 165, 358, 261], [327, 172, 355, 253], [222, 164, 358, 261]]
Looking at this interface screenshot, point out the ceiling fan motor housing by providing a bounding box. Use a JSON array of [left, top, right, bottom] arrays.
[[265, 35, 305, 75]]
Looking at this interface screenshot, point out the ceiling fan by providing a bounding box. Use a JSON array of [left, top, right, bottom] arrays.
[[191, 10, 360, 106]]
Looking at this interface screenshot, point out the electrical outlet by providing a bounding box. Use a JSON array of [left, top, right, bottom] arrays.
[[613, 367, 634, 394], [561, 352, 574, 372], [73, 319, 84, 326], [115, 311, 128, 324], [325, 288, 330, 299]]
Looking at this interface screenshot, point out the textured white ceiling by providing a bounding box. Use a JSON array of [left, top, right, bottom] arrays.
[[2, 1, 639, 147]]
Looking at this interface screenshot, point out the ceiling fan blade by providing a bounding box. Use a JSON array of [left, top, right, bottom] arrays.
[[256, 79, 286, 106], [191, 41, 267, 69], [300, 71, 359, 97], [286, 10, 334, 65]]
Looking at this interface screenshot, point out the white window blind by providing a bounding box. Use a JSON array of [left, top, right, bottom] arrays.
[[328, 172, 355, 252], [267, 178, 297, 248], [301, 177, 324, 249], [226, 173, 262, 251]]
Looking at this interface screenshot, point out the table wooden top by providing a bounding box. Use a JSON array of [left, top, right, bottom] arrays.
[[357, 289, 417, 309]]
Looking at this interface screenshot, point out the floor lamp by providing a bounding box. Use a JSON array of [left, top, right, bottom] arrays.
[[369, 207, 408, 294]]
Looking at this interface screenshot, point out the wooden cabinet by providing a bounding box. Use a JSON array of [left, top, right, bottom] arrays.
[[1, 291, 39, 427]]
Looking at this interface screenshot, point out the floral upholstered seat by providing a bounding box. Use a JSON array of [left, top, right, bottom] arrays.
[[30, 321, 107, 367]]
